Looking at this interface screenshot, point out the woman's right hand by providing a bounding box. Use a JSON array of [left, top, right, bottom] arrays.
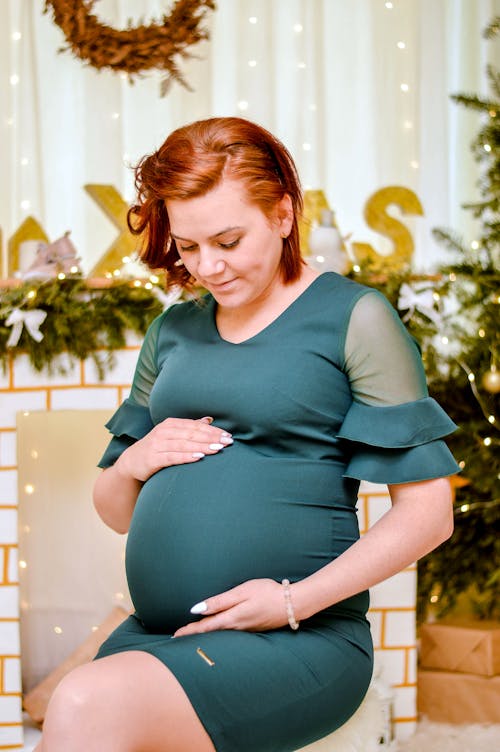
[[114, 416, 233, 482]]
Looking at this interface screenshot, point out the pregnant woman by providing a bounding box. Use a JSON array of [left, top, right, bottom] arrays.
[[37, 117, 459, 752]]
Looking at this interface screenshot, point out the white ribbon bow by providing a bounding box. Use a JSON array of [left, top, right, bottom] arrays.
[[5, 308, 47, 347], [397, 282, 442, 328]]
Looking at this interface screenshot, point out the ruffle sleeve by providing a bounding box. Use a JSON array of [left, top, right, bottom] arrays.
[[98, 398, 155, 468], [337, 396, 461, 484]]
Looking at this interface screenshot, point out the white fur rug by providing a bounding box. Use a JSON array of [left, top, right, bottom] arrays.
[[21, 717, 500, 751], [390, 720, 500, 752]]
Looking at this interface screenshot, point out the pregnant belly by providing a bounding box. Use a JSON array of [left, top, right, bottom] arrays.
[[125, 443, 359, 632]]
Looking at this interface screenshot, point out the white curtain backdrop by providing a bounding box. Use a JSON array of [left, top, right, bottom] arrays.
[[1, 0, 499, 276]]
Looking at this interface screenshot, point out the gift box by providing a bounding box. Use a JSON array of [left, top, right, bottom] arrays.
[[419, 620, 500, 677], [418, 669, 500, 724]]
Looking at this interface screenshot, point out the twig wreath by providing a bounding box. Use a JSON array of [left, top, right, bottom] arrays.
[[43, 0, 217, 95]]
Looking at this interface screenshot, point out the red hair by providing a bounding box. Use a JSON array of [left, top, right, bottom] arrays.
[[127, 117, 304, 288]]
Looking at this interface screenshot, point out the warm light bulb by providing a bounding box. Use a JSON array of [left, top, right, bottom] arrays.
[[353, 265, 361, 273], [460, 504, 470, 513], [24, 484, 35, 495], [484, 437, 492, 446], [478, 328, 486, 338], [459, 460, 466, 469], [122, 256, 131, 264], [237, 100, 249, 111], [113, 269, 121, 277], [12, 31, 22, 41], [145, 282, 153, 290], [57, 272, 66, 280], [19, 560, 27, 569], [449, 272, 456, 282], [70, 265, 79, 273], [133, 280, 142, 287], [468, 373, 475, 382], [430, 595, 439, 603], [484, 144, 491, 152], [397, 41, 406, 49], [488, 415, 495, 424], [27, 290, 36, 299], [150, 275, 160, 284], [54, 626, 63, 635], [400, 83, 409, 92], [441, 337, 448, 345], [433, 292, 440, 301], [471, 240, 479, 249]]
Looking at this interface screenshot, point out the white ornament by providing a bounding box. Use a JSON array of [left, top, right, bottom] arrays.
[[398, 282, 442, 328], [308, 209, 350, 275], [6, 308, 47, 347]]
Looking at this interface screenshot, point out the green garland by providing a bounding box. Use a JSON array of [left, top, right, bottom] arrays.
[[0, 278, 165, 380]]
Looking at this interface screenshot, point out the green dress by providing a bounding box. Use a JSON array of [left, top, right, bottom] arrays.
[[96, 272, 459, 752]]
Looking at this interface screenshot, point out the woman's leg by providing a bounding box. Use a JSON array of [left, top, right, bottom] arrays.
[[34, 651, 216, 752]]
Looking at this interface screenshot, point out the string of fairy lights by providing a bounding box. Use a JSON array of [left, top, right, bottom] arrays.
[[5, 0, 424, 277]]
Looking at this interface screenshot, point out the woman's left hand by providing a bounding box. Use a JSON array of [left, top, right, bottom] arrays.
[[173, 579, 290, 637]]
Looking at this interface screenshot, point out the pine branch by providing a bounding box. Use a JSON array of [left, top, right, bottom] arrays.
[[432, 227, 468, 255], [486, 64, 500, 99], [451, 93, 500, 112], [483, 16, 500, 39]]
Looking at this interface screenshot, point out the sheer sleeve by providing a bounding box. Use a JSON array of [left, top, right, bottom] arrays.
[[337, 291, 460, 484], [98, 314, 164, 468]]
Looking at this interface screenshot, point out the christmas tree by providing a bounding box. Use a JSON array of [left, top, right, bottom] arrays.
[[352, 18, 500, 621], [414, 17, 500, 621]]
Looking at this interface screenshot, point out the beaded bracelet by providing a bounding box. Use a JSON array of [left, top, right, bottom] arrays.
[[281, 578, 300, 630]]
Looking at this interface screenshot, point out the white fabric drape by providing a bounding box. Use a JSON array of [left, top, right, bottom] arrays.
[[1, 0, 499, 275]]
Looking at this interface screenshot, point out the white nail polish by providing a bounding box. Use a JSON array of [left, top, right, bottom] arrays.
[[192, 452, 205, 458], [190, 601, 208, 615], [220, 436, 233, 445], [209, 443, 224, 450]]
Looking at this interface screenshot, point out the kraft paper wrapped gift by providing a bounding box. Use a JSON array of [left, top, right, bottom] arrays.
[[419, 620, 500, 677], [418, 669, 500, 724]]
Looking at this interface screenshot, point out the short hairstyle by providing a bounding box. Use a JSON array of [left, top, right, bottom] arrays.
[[127, 117, 304, 287]]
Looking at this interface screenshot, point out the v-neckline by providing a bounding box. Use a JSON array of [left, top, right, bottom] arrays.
[[210, 272, 333, 345]]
